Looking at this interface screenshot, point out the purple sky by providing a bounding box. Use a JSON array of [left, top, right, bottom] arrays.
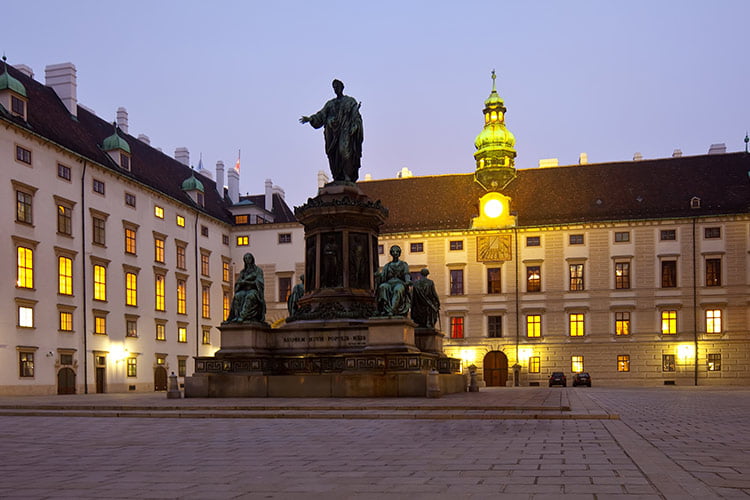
[[5, 1, 750, 207]]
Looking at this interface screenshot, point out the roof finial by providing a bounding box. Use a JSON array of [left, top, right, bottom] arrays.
[[491, 69, 496, 91], [745, 131, 749, 153]]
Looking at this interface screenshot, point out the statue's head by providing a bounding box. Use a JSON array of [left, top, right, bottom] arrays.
[[243, 253, 255, 267], [332, 79, 344, 95], [389, 245, 402, 258], [420, 268, 430, 277]]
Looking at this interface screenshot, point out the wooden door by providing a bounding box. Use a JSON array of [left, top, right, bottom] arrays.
[[483, 351, 508, 387], [57, 368, 76, 394], [154, 367, 168, 391], [95, 367, 106, 393]]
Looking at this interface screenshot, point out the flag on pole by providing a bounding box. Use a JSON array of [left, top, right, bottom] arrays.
[[234, 149, 241, 172]]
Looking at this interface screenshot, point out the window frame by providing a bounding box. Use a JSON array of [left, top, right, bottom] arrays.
[[617, 355, 630, 372], [92, 178, 105, 195], [705, 309, 722, 334], [449, 316, 464, 339], [569, 313, 585, 337], [487, 315, 502, 338], [16, 189, 33, 224], [449, 269, 464, 295], [16, 145, 31, 165], [571, 355, 584, 373], [526, 314, 541, 338], [707, 353, 721, 371], [615, 311, 630, 336], [661, 310, 677, 335], [58, 255, 73, 295], [486, 267, 501, 294], [526, 265, 541, 293], [615, 262, 630, 289], [661, 260, 677, 288], [705, 258, 721, 287], [568, 263, 584, 291]]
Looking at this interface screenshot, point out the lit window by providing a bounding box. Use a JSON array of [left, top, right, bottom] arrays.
[[449, 240, 463, 251], [18, 305, 34, 328], [155, 323, 166, 341], [94, 315, 107, 334], [660, 229, 676, 241], [278, 277, 292, 302], [450, 269, 464, 295], [449, 317, 464, 339], [526, 266, 541, 292], [615, 262, 630, 289], [57, 204, 72, 235], [176, 244, 186, 270], [59, 311, 73, 332], [201, 253, 210, 276], [410, 242, 424, 253], [487, 267, 501, 294], [222, 261, 231, 282], [569, 313, 585, 337], [125, 192, 136, 207], [58, 256, 73, 295], [125, 272, 137, 306], [176, 215, 185, 227], [529, 356, 540, 373], [126, 319, 138, 337], [16, 190, 32, 224], [92, 179, 105, 195], [125, 228, 137, 254], [126, 357, 137, 377], [16, 145, 31, 164], [526, 236, 540, 247], [202, 285, 211, 318], [571, 355, 584, 373], [526, 315, 541, 338], [278, 233, 292, 244], [154, 237, 165, 263], [661, 310, 677, 334], [487, 315, 502, 338], [705, 258, 721, 287], [706, 309, 722, 333], [178, 358, 187, 376], [614, 231, 630, 243], [237, 236, 249, 246], [154, 206, 164, 219], [19, 352, 34, 377], [707, 353, 721, 371], [177, 280, 186, 314], [569, 234, 584, 245], [704, 227, 721, 239], [93, 264, 107, 301], [202, 328, 211, 345], [178, 326, 187, 343], [223, 292, 231, 321], [92, 216, 106, 245], [58, 164, 71, 180], [17, 246, 34, 289], [617, 355, 630, 372], [155, 274, 165, 311], [662, 354, 675, 372], [569, 264, 584, 291], [661, 261, 677, 288], [615, 311, 630, 336], [235, 215, 249, 224]]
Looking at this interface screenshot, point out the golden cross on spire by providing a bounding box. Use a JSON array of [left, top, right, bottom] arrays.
[[491, 69, 496, 91]]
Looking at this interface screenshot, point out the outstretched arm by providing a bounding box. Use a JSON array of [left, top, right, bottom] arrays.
[[299, 116, 310, 124]]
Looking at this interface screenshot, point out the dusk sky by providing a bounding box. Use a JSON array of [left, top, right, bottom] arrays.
[[5, 1, 749, 207]]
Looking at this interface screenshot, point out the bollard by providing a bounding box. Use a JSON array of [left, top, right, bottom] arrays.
[[468, 365, 479, 392], [426, 369, 441, 398], [167, 371, 182, 399]]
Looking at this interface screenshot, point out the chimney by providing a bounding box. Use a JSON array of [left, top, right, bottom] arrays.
[[265, 179, 273, 212], [175, 147, 190, 166], [317, 170, 329, 188], [227, 167, 239, 204], [45, 62, 77, 116], [538, 158, 559, 168], [708, 143, 726, 155], [672, 149, 683, 158], [633, 152, 643, 161], [116, 107, 128, 134], [137, 134, 151, 145], [13, 64, 34, 78], [215, 161, 225, 195], [578, 153, 588, 165], [364, 173, 372, 181], [273, 185, 285, 200], [396, 167, 413, 178]]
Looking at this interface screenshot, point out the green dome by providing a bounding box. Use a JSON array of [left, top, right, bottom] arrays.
[[474, 122, 516, 151], [0, 66, 26, 97], [102, 129, 131, 153], [181, 174, 205, 193]]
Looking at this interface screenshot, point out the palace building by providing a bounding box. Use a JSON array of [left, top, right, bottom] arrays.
[[359, 73, 750, 387]]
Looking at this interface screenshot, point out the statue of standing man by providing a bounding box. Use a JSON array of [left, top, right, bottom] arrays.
[[300, 79, 363, 183]]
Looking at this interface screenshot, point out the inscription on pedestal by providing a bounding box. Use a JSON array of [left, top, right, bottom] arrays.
[[280, 333, 367, 349]]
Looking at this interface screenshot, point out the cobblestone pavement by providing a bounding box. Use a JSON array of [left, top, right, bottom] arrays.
[[0, 387, 747, 499]]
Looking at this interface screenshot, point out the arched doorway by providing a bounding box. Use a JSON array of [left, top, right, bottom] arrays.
[[483, 351, 508, 387], [154, 366, 168, 391], [57, 367, 76, 394]]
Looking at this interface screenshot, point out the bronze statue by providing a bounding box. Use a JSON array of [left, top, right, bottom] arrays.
[[287, 274, 305, 317], [300, 79, 363, 182], [411, 268, 440, 329], [226, 253, 266, 323], [375, 245, 411, 316]]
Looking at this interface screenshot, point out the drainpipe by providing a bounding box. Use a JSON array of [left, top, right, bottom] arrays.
[[194, 213, 200, 359], [514, 227, 520, 386], [692, 218, 698, 386], [80, 160, 89, 393]]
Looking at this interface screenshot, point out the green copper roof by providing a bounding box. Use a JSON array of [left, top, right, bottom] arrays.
[[0, 63, 27, 97], [102, 127, 131, 153], [181, 174, 205, 193]]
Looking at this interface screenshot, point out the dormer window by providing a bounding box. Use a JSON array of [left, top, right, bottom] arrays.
[[10, 94, 26, 119], [690, 197, 701, 209], [120, 152, 130, 171], [197, 192, 204, 207]]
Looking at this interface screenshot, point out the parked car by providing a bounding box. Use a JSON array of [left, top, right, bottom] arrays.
[[573, 372, 592, 387], [548, 372, 566, 387]]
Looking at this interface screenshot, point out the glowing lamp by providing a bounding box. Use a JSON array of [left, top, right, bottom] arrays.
[[483, 199, 503, 218], [517, 348, 533, 363], [459, 348, 477, 365], [677, 344, 695, 361], [110, 344, 128, 362]]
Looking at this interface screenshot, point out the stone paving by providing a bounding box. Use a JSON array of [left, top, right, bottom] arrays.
[[0, 387, 747, 499]]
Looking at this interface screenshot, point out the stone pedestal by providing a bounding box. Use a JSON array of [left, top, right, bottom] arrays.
[[414, 327, 445, 354]]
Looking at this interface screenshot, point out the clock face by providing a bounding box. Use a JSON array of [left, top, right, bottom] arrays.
[[477, 235, 512, 262]]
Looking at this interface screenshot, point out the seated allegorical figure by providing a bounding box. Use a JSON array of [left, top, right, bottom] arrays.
[[225, 252, 266, 324], [375, 245, 411, 316]]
